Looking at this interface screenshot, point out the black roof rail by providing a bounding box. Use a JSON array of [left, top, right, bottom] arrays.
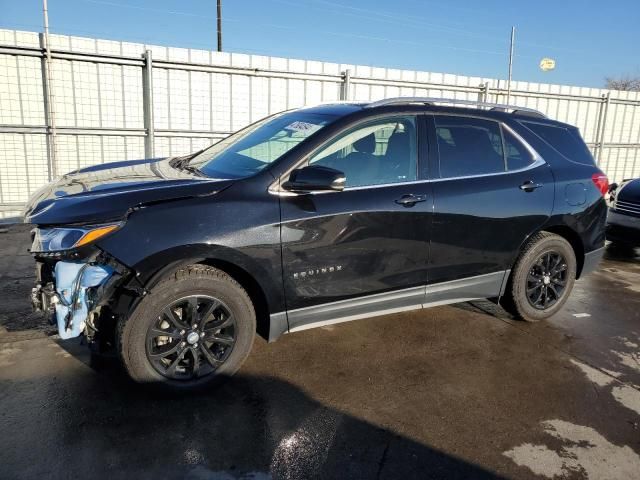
[[365, 97, 546, 118]]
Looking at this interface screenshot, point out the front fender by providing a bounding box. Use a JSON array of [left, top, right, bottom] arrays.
[[125, 243, 286, 315], [94, 175, 285, 333]]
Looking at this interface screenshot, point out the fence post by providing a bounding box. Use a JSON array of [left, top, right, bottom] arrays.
[[142, 49, 155, 158], [595, 92, 611, 164], [480, 82, 491, 103], [340, 69, 352, 101], [593, 93, 605, 160], [38, 33, 56, 180]]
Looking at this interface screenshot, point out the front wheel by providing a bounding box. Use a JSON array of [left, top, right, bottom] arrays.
[[118, 265, 256, 390], [502, 232, 577, 322]]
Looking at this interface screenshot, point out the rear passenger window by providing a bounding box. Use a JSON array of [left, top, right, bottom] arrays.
[[503, 128, 534, 171], [435, 116, 505, 178], [523, 122, 595, 165]]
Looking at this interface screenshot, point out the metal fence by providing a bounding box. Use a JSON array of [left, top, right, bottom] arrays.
[[1, 28, 640, 217]]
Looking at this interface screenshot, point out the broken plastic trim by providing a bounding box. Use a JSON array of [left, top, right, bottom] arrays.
[[54, 261, 114, 339]]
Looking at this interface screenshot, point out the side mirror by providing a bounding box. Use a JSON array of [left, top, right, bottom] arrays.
[[282, 165, 346, 193], [608, 182, 618, 193]]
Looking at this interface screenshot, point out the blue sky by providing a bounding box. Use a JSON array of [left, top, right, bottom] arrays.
[[1, 0, 639, 88]]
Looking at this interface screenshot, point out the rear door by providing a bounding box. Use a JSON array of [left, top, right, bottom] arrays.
[[279, 115, 433, 330], [427, 114, 554, 301]]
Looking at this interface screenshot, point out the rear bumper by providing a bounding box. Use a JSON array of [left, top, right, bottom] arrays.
[[606, 209, 640, 245], [581, 246, 605, 277]]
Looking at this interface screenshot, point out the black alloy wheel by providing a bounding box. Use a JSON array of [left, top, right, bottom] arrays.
[[501, 231, 577, 322], [526, 251, 568, 310], [146, 295, 236, 380]]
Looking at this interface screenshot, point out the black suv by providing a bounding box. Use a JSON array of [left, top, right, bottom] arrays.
[[25, 98, 608, 390]]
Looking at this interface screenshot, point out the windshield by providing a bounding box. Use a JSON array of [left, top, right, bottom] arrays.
[[188, 111, 339, 178]]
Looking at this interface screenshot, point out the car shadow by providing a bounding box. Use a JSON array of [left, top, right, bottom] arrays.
[[604, 241, 640, 264], [452, 299, 515, 322], [1, 339, 507, 480]]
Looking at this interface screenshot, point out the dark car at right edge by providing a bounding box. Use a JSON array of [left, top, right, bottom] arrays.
[[23, 97, 609, 390], [607, 178, 640, 247]]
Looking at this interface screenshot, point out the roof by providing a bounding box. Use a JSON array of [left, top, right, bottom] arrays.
[[297, 102, 365, 116], [297, 97, 572, 127], [364, 97, 545, 118]]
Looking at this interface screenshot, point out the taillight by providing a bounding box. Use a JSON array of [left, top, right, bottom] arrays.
[[591, 172, 609, 197]]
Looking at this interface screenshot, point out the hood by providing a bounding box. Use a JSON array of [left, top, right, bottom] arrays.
[[616, 178, 640, 204], [24, 158, 234, 225]]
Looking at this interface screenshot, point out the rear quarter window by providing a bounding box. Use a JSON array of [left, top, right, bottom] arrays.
[[503, 128, 535, 171], [522, 122, 595, 166]]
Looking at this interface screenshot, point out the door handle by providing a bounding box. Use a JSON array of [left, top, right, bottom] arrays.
[[395, 194, 427, 206], [519, 181, 543, 192]]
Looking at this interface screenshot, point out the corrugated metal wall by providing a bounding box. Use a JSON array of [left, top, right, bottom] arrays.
[[1, 28, 639, 217]]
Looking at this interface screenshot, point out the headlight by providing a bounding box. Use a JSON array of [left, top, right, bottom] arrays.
[[31, 223, 121, 253]]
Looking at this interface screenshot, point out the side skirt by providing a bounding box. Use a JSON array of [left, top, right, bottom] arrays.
[[268, 270, 509, 341]]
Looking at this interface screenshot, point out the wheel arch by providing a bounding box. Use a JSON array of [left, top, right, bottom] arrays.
[[196, 258, 272, 341], [539, 225, 585, 278], [511, 224, 585, 280], [112, 244, 285, 342]]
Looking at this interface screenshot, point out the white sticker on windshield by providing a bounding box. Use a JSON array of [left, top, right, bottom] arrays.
[[284, 121, 320, 134]]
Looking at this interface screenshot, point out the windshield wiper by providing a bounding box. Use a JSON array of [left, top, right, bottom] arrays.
[[169, 147, 208, 167], [169, 156, 190, 169], [169, 156, 206, 177], [181, 164, 206, 177]]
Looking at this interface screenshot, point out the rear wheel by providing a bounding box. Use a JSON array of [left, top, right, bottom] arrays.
[[502, 232, 576, 322], [118, 265, 256, 390]]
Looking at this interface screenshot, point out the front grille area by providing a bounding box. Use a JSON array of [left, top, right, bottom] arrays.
[[614, 199, 640, 217]]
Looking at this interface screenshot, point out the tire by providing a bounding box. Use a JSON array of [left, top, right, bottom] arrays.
[[501, 232, 577, 322], [118, 265, 256, 390]]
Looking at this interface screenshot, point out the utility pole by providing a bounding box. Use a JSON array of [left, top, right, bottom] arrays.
[[506, 26, 515, 104], [43, 0, 50, 39], [42, 0, 57, 179], [217, 0, 222, 52]]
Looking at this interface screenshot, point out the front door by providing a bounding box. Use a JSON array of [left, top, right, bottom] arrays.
[[279, 115, 432, 331], [427, 114, 554, 302]]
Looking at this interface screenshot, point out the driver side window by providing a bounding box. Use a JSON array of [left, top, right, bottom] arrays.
[[309, 116, 417, 188]]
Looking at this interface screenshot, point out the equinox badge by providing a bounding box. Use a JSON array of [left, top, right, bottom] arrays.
[[293, 265, 343, 280]]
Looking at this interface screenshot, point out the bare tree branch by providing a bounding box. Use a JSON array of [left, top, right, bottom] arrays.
[[605, 75, 640, 91]]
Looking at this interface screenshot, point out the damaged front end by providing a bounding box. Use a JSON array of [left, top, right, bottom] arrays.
[[30, 223, 131, 342]]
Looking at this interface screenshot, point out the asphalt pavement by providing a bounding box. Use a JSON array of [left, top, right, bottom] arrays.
[[1, 224, 639, 479]]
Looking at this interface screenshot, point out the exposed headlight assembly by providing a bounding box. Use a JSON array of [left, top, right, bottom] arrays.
[[31, 223, 121, 253]]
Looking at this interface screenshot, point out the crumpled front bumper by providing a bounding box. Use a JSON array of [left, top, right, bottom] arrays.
[[32, 260, 117, 339]]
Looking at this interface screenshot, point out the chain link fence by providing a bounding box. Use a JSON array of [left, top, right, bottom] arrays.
[[1, 28, 639, 218]]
